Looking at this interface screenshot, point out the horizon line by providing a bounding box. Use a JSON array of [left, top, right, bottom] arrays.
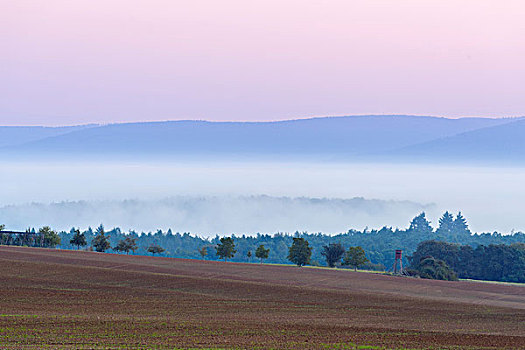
[[1, 114, 524, 128]]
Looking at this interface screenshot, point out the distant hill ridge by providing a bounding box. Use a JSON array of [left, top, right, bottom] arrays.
[[0, 124, 96, 148], [0, 115, 522, 163], [394, 118, 525, 162]]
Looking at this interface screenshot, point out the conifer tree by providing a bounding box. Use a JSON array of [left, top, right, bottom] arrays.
[[408, 212, 433, 236], [70, 228, 87, 249], [453, 212, 471, 236], [92, 224, 110, 252], [436, 211, 454, 237]]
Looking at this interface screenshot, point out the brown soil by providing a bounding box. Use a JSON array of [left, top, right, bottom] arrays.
[[0, 246, 524, 349]]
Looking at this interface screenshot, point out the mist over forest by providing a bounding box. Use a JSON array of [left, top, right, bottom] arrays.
[[0, 195, 431, 235], [1, 158, 525, 234]]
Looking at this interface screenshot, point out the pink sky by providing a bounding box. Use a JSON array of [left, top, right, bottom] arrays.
[[2, 0, 525, 126]]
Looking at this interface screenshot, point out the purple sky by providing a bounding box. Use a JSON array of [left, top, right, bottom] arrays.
[[2, 0, 525, 126]]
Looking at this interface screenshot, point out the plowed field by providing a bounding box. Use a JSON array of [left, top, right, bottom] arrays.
[[0, 246, 524, 349]]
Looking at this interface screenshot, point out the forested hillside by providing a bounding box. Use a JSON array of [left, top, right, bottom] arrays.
[[0, 125, 94, 148], [397, 118, 525, 162]]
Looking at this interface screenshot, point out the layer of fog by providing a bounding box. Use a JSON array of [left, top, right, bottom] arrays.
[[0, 196, 430, 235], [0, 161, 524, 234]]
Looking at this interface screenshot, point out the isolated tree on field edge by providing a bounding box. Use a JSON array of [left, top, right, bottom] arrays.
[[114, 237, 138, 254], [255, 244, 270, 264], [70, 228, 87, 250], [39, 226, 61, 248], [124, 236, 138, 254], [342, 246, 369, 271], [113, 240, 126, 254], [287, 237, 312, 266], [216, 237, 236, 261], [321, 243, 345, 268], [147, 244, 165, 256], [198, 246, 208, 259], [92, 225, 111, 253]]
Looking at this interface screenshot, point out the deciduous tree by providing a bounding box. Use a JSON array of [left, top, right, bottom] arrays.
[[321, 243, 345, 267], [39, 226, 61, 248], [216, 237, 236, 261], [114, 237, 138, 254], [342, 246, 369, 271], [416, 257, 458, 281], [255, 244, 270, 263], [147, 244, 165, 256], [198, 246, 208, 259], [287, 238, 312, 266]]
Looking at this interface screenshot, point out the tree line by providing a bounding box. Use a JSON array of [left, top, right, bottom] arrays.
[[70, 225, 166, 255], [56, 211, 523, 268], [1, 211, 525, 282], [214, 236, 369, 270]]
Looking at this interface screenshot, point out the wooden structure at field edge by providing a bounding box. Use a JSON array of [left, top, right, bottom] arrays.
[[391, 249, 406, 275], [0, 230, 44, 247]]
